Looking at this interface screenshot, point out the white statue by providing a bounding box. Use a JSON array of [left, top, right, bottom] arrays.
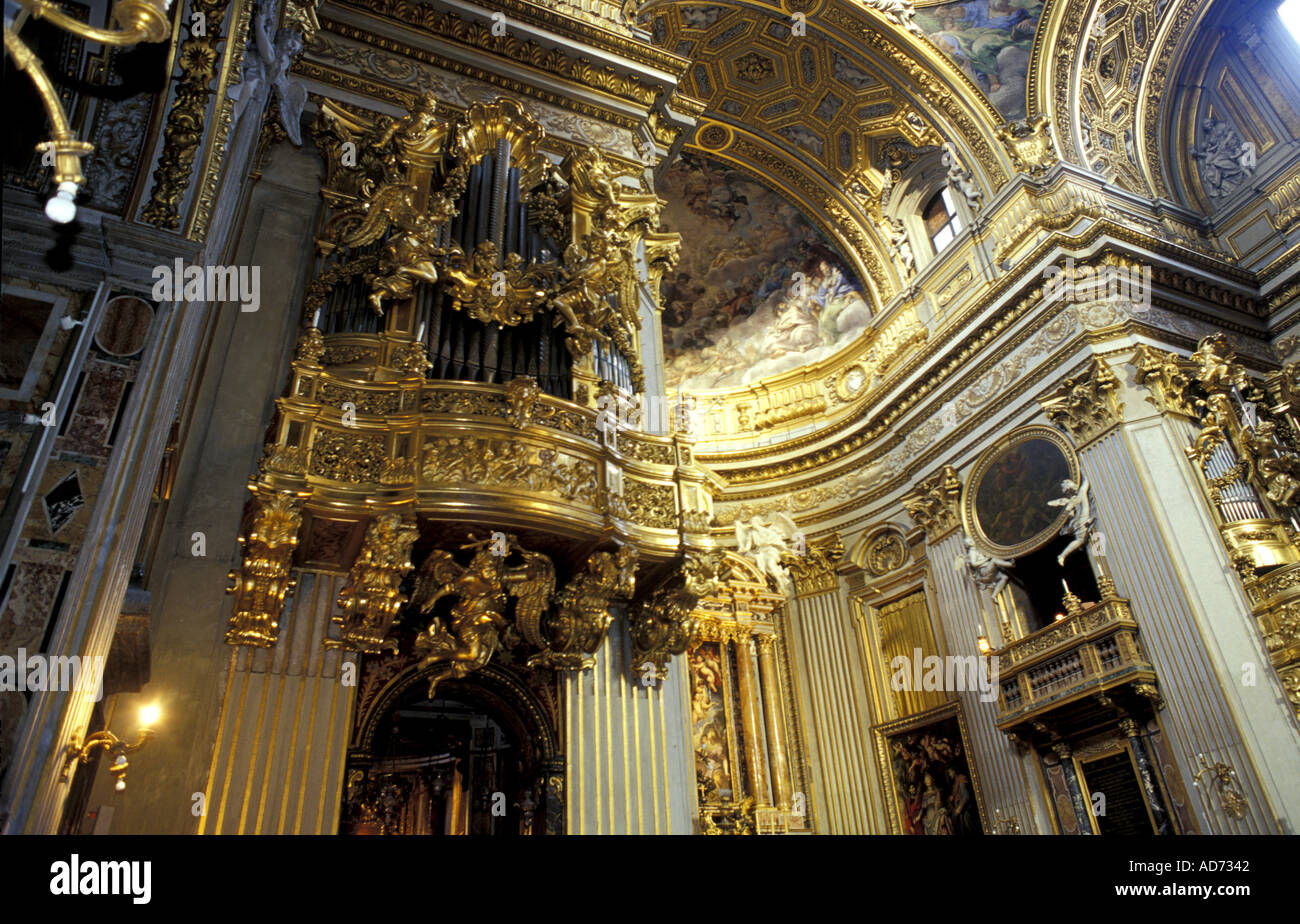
[[941, 143, 983, 213], [1048, 478, 1095, 567], [886, 219, 915, 278], [954, 534, 1012, 601], [232, 1, 310, 145], [863, 1, 924, 37], [735, 513, 801, 594]]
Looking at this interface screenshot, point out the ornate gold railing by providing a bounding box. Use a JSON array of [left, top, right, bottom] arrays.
[[994, 586, 1160, 736]]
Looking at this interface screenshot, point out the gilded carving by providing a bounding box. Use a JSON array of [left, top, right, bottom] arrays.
[[408, 533, 553, 695], [1039, 358, 1124, 445], [333, 513, 419, 653], [865, 530, 908, 576], [629, 551, 726, 673], [226, 491, 305, 647], [782, 535, 845, 596], [527, 546, 638, 670], [141, 0, 231, 229], [1130, 344, 1199, 418], [996, 115, 1058, 177], [311, 431, 387, 483], [902, 465, 963, 539], [420, 436, 597, 502], [505, 376, 541, 428]]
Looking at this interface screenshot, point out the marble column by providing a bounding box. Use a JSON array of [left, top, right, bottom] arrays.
[[756, 633, 792, 811], [733, 632, 769, 805]]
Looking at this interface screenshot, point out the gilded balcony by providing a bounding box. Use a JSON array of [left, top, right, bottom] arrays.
[[993, 588, 1161, 744]]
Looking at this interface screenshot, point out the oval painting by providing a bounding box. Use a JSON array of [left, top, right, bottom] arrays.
[[972, 436, 1072, 550]]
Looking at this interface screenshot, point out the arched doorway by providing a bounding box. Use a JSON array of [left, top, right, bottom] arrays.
[[341, 663, 562, 835]]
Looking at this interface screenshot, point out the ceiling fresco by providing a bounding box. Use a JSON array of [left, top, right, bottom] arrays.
[[914, 0, 1044, 120], [657, 152, 873, 391]]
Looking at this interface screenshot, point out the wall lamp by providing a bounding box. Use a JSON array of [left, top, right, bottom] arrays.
[[61, 703, 159, 792]]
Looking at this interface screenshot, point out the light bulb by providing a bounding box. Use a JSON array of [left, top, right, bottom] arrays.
[[139, 703, 160, 728], [115, 779, 126, 792], [45, 182, 79, 224]]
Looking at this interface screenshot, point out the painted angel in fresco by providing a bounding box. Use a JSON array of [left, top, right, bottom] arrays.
[[1047, 478, 1095, 567], [735, 513, 800, 594], [410, 535, 554, 697], [954, 534, 1012, 601]]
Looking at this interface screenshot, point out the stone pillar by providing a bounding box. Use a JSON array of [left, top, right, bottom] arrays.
[[563, 617, 694, 834], [1053, 743, 1094, 836], [756, 633, 792, 811], [1121, 718, 1174, 835]]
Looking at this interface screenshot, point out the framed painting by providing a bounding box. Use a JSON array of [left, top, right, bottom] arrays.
[[963, 424, 1080, 557], [873, 702, 985, 835]]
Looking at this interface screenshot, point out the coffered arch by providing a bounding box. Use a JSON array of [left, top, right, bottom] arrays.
[[639, 0, 1016, 308]]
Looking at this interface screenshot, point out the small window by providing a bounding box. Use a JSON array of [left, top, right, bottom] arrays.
[[923, 187, 963, 254]]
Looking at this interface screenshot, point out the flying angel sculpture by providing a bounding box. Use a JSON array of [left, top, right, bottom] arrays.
[[954, 534, 1013, 602], [735, 513, 801, 595], [1048, 478, 1095, 567]]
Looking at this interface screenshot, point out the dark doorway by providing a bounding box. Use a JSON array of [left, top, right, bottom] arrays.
[[341, 684, 544, 835], [1009, 536, 1102, 632]]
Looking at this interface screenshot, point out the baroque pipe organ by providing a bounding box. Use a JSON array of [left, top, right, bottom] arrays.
[[221, 91, 805, 834]]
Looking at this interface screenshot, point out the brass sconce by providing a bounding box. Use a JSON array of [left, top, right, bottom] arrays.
[[4, 0, 173, 223], [61, 703, 159, 792], [1191, 752, 1248, 821], [992, 808, 1022, 834]]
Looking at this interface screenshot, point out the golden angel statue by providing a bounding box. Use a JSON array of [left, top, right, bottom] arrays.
[[410, 534, 554, 697]]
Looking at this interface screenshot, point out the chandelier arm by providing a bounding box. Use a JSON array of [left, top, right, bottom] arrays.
[[3, 25, 95, 184], [17, 0, 171, 47]]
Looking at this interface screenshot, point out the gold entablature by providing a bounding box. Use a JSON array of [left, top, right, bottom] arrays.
[[1039, 357, 1124, 447]]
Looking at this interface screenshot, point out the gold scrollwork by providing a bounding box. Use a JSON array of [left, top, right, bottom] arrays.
[[332, 513, 419, 653], [226, 491, 306, 647]]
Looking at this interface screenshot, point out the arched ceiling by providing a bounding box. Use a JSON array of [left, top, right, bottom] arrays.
[[639, 0, 1018, 313]]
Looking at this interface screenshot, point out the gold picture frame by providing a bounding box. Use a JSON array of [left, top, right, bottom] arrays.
[[873, 701, 986, 835], [962, 424, 1081, 558]]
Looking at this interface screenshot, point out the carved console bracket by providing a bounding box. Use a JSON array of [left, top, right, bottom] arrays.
[[225, 487, 309, 647]]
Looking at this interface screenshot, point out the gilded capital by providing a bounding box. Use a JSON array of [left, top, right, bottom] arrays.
[[902, 465, 963, 540], [1039, 357, 1124, 446], [1129, 344, 1199, 418], [781, 535, 845, 596]]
